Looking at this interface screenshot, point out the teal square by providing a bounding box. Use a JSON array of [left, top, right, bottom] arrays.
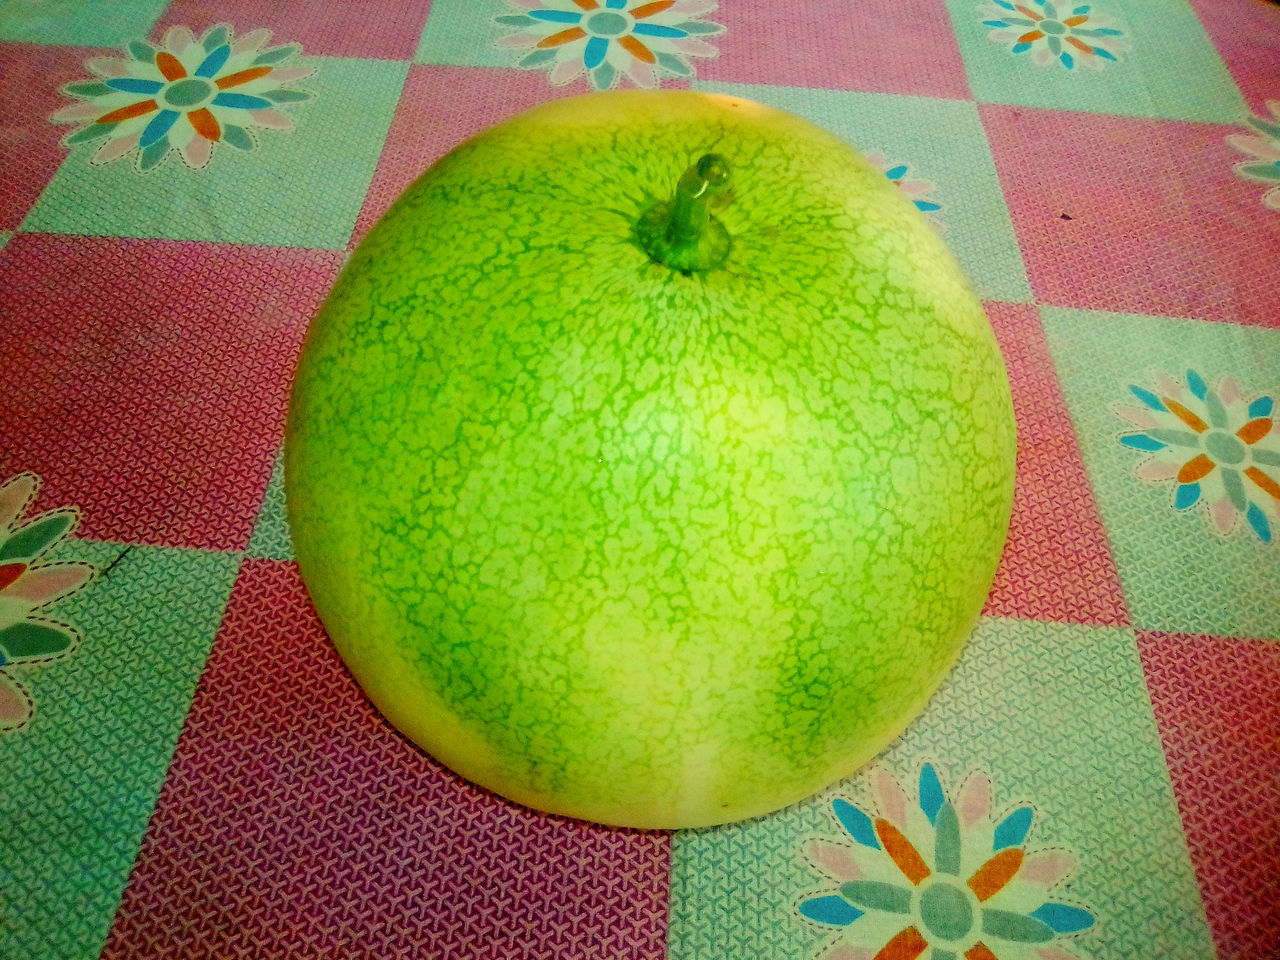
[[416, 0, 512, 68], [23, 57, 409, 250], [1042, 306, 1280, 638], [248, 453, 294, 560], [668, 618, 1214, 960], [945, 0, 1246, 122], [0, 540, 240, 960], [0, 0, 168, 46], [693, 81, 1032, 304]]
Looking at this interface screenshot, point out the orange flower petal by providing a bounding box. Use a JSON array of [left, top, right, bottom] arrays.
[[537, 26, 587, 48], [156, 51, 186, 81], [1015, 4, 1043, 20], [0, 562, 26, 592], [1018, 30, 1044, 43], [632, 0, 675, 18], [874, 926, 928, 960], [1163, 399, 1209, 433], [1066, 36, 1096, 55], [188, 107, 220, 141], [216, 66, 272, 89], [571, 0, 597, 8], [1246, 467, 1280, 501], [874, 819, 931, 886], [1063, 15, 1089, 26], [1238, 417, 1273, 445], [618, 34, 656, 64], [1177, 453, 1216, 484], [966, 944, 1000, 960], [967, 848, 1024, 902], [97, 99, 158, 124]]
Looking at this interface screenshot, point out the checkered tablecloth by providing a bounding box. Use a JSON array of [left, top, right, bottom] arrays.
[[1, 2, 1277, 958]]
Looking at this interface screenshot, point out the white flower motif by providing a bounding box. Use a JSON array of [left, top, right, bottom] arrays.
[[863, 151, 943, 226], [1116, 369, 1280, 542], [1227, 101, 1280, 212], [978, 1, 1129, 70], [494, 0, 723, 91], [798, 763, 1095, 960], [50, 23, 314, 172]]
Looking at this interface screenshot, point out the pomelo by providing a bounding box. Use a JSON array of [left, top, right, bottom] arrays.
[[285, 91, 1016, 828]]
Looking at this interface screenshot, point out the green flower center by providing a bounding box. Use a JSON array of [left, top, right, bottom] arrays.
[[162, 76, 215, 110], [585, 11, 631, 36], [1205, 430, 1246, 466], [1041, 19, 1068, 35], [918, 881, 975, 943]]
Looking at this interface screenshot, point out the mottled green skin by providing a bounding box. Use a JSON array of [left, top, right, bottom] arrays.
[[285, 92, 1016, 828]]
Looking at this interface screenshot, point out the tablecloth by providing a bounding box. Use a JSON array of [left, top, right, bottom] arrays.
[[1, 1, 1278, 958]]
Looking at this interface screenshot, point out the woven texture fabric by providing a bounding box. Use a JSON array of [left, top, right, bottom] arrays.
[[1, 1, 1277, 958]]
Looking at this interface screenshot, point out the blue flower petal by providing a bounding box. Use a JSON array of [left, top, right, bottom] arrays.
[[606, 0, 627, 7], [885, 164, 909, 180], [518, 49, 557, 68], [1074, 5, 1091, 13], [590, 61, 616, 90], [138, 137, 169, 170], [584, 35, 609, 70], [919, 764, 944, 824], [128, 39, 156, 62], [106, 77, 163, 94], [994, 0, 1016, 9], [1011, 42, 1032, 53], [1060, 51, 1074, 68], [799, 895, 862, 926], [1187, 370, 1208, 400], [1094, 47, 1117, 61], [833, 798, 880, 848], [1093, 27, 1123, 35], [1129, 385, 1167, 411], [984, 19, 1010, 26], [212, 92, 274, 110], [982, 908, 1054, 943], [139, 109, 179, 148], [633, 22, 687, 38], [528, 8, 582, 23], [1174, 483, 1201, 510], [993, 805, 1033, 850], [1120, 433, 1166, 452], [1247, 503, 1272, 543], [195, 43, 231, 78], [1030, 902, 1096, 934], [1249, 396, 1274, 418], [915, 200, 942, 212]]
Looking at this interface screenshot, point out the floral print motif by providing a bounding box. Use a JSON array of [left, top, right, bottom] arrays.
[[798, 763, 1095, 960], [979, 1, 1129, 70], [494, 0, 723, 91], [0, 474, 95, 732], [864, 151, 943, 223], [50, 24, 314, 172], [1117, 370, 1280, 543], [1227, 101, 1280, 212]]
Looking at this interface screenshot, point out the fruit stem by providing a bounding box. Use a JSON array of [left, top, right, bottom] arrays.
[[636, 153, 732, 273]]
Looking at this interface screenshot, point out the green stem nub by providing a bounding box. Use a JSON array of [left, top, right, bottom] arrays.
[[637, 153, 732, 273]]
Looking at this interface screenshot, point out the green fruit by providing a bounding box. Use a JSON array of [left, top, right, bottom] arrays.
[[285, 91, 1016, 829]]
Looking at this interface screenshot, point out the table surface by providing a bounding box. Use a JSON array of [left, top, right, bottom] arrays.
[[2, 1, 1278, 958]]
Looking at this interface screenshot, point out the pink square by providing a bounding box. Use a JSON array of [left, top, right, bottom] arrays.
[[155, 0, 432, 61], [352, 65, 560, 247], [1189, 0, 1280, 115], [698, 0, 970, 100], [0, 235, 341, 550], [981, 105, 1280, 327], [1136, 631, 1280, 960], [0, 43, 105, 231], [102, 559, 671, 960], [982, 302, 1129, 626]]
